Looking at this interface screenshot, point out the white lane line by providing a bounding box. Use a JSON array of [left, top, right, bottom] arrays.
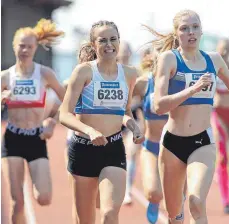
[[132, 186, 167, 224], [24, 180, 36, 224], [131, 173, 221, 224]]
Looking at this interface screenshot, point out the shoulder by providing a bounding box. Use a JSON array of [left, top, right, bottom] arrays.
[[206, 51, 221, 61], [40, 65, 56, 77], [66, 62, 93, 87], [71, 62, 92, 79], [74, 62, 93, 74], [206, 51, 224, 71], [121, 64, 139, 81], [1, 69, 10, 89], [133, 75, 148, 96], [39, 65, 59, 87], [159, 50, 177, 63], [1, 69, 10, 82], [1, 69, 10, 78], [157, 51, 177, 75], [136, 75, 148, 87]]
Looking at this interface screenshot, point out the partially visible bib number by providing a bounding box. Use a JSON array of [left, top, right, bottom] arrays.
[[185, 73, 216, 98], [12, 79, 40, 101], [93, 81, 126, 107]]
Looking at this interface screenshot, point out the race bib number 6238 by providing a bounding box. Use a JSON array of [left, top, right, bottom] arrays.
[[93, 81, 125, 107]]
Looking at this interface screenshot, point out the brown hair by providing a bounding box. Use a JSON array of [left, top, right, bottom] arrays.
[[13, 18, 64, 50], [78, 20, 120, 61], [78, 43, 97, 63]]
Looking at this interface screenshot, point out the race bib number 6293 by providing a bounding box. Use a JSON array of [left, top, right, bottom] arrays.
[[12, 79, 40, 101]]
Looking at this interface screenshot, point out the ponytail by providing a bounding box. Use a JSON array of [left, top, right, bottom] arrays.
[[78, 43, 97, 63], [13, 18, 64, 50], [33, 18, 64, 50], [142, 24, 179, 54], [142, 24, 179, 76]]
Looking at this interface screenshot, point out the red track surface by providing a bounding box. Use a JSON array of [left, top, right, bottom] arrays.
[[2, 124, 229, 223]]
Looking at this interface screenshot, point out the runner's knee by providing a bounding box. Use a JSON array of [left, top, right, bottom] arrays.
[[36, 192, 52, 206], [100, 207, 119, 224], [189, 195, 205, 219], [144, 188, 162, 204]]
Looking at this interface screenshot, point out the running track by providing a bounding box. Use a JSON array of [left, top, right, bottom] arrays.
[[2, 124, 229, 223]]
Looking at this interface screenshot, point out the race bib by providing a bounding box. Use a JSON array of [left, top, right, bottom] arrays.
[[93, 81, 126, 107], [185, 73, 216, 98], [12, 79, 40, 101]]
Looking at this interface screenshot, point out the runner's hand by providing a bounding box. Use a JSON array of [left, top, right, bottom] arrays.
[[192, 73, 213, 93], [40, 117, 57, 140], [1, 90, 12, 104], [86, 127, 108, 146], [133, 128, 145, 144]]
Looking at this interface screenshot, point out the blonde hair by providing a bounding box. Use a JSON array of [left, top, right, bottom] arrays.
[[144, 10, 201, 54], [140, 47, 153, 71], [13, 18, 64, 50], [142, 10, 201, 76]]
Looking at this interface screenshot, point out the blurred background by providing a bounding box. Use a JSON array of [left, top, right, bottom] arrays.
[[2, 0, 229, 83]]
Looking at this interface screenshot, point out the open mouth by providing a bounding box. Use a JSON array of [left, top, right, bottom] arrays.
[[20, 54, 29, 58], [188, 38, 197, 43], [104, 49, 115, 53]]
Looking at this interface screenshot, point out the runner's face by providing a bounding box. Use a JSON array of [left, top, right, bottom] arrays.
[[176, 14, 202, 50], [93, 26, 120, 60], [14, 34, 37, 62]]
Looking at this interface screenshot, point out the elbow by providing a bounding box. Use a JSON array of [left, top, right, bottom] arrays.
[[154, 102, 166, 116], [58, 104, 67, 125], [154, 108, 164, 116], [58, 111, 65, 125]]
